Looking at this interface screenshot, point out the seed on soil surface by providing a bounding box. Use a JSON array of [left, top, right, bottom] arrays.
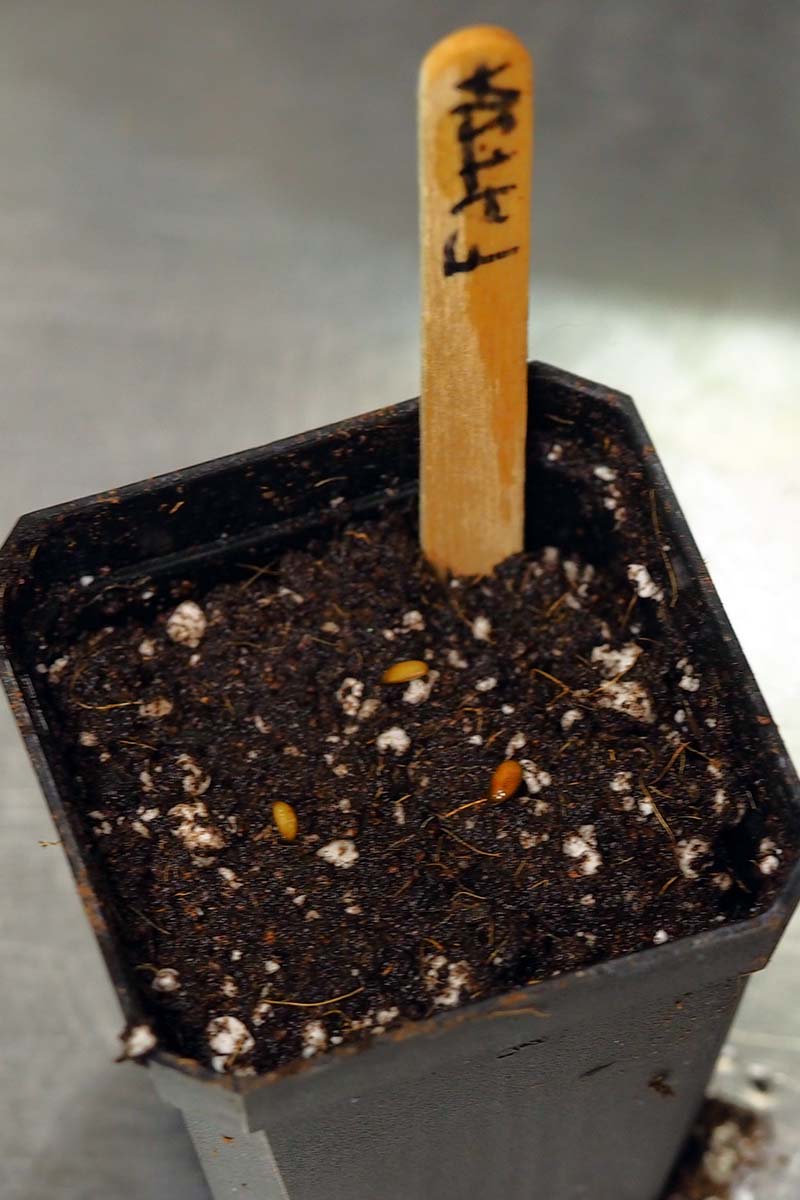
[[272, 801, 298, 842], [381, 659, 429, 684], [490, 760, 523, 802]]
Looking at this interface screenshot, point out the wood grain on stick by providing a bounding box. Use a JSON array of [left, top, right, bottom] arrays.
[[419, 25, 533, 577]]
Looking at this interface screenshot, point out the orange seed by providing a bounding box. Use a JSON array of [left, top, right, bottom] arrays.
[[272, 801, 298, 842], [490, 759, 523, 803], [381, 659, 429, 684]]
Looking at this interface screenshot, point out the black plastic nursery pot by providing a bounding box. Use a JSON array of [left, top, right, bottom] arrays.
[[2, 362, 799, 1200]]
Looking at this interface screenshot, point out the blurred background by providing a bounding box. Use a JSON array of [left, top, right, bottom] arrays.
[[1, 2, 798, 1196]]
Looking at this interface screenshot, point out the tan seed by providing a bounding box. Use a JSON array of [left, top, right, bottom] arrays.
[[490, 760, 523, 803], [272, 801, 298, 842], [381, 659, 430, 685]]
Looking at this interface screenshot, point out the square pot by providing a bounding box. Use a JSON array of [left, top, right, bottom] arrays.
[[2, 362, 798, 1200]]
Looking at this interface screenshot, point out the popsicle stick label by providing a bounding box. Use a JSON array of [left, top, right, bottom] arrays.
[[419, 27, 533, 577]]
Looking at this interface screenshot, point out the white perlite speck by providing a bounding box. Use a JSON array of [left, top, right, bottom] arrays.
[[317, 839, 359, 868], [376, 1007, 400, 1026], [138, 638, 156, 659], [48, 656, 70, 683], [561, 708, 584, 732], [393, 800, 406, 826], [677, 657, 701, 692], [676, 837, 710, 879], [402, 610, 425, 631], [376, 726, 410, 756], [403, 671, 438, 706], [207, 1016, 254, 1072], [425, 956, 472, 1008], [166, 601, 207, 648], [653, 930, 669, 945], [520, 760, 552, 794], [471, 616, 492, 642], [610, 770, 633, 793], [139, 770, 155, 793], [152, 968, 180, 993], [505, 731, 527, 758], [252, 998, 272, 1027], [627, 564, 664, 603], [122, 1025, 157, 1058], [177, 753, 211, 797], [563, 826, 602, 875], [357, 697, 380, 721], [218, 866, 242, 890], [563, 559, 580, 585], [336, 677, 364, 717], [596, 679, 654, 724], [169, 801, 225, 853], [302, 1020, 328, 1058], [593, 465, 617, 482], [590, 642, 641, 678], [475, 676, 497, 692], [447, 648, 468, 669], [278, 586, 304, 605], [756, 838, 781, 876], [519, 830, 549, 849], [138, 697, 173, 719], [79, 731, 98, 747]]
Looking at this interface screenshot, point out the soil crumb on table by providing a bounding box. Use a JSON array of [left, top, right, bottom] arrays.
[[38, 504, 793, 1075], [663, 1097, 767, 1199]]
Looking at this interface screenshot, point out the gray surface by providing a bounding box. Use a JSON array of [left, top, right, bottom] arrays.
[[1, 2, 798, 1198]]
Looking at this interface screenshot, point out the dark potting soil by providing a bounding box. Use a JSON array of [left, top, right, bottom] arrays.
[[35, 443, 794, 1075]]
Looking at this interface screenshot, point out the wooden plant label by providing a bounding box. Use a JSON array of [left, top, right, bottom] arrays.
[[419, 25, 533, 577]]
